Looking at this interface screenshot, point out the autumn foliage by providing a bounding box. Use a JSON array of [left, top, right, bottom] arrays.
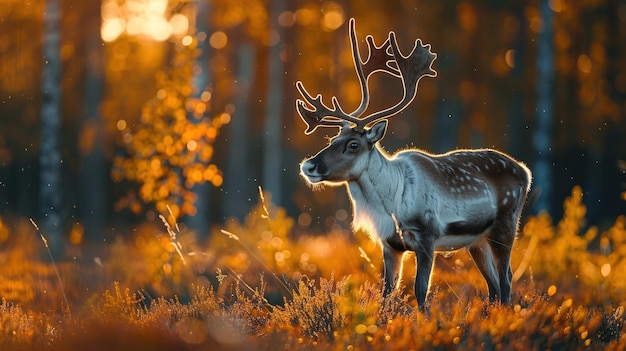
[[0, 186, 624, 350], [112, 40, 229, 219]]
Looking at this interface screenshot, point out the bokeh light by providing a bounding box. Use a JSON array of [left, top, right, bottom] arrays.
[[209, 31, 228, 49], [321, 2, 345, 31], [505, 49, 516, 69], [101, 0, 187, 42]]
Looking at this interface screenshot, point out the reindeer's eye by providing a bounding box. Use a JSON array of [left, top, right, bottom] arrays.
[[348, 141, 359, 151]]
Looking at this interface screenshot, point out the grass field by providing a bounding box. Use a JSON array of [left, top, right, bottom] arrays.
[[0, 186, 625, 350]]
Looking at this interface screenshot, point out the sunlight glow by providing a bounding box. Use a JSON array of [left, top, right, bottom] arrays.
[[101, 18, 126, 43], [170, 14, 189, 36], [146, 0, 167, 15], [181, 35, 193, 46], [147, 17, 173, 41], [101, 0, 189, 42]]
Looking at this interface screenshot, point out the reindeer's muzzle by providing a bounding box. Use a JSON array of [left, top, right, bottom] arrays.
[[301, 156, 328, 184]]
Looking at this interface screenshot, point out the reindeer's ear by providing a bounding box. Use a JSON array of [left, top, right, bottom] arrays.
[[365, 120, 387, 143]]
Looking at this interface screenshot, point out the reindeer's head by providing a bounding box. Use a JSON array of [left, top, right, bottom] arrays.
[[297, 18, 437, 186], [301, 120, 387, 185]]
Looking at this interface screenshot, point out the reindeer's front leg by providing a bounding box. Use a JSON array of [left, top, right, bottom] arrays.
[[382, 245, 402, 297], [413, 235, 435, 311]]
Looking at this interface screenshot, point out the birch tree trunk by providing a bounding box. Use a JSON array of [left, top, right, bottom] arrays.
[[40, 0, 63, 255], [262, 0, 286, 207], [185, 0, 212, 237], [532, 0, 555, 214]]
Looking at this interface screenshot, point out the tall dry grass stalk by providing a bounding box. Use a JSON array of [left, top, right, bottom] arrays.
[[159, 204, 186, 265], [220, 227, 292, 297], [29, 218, 70, 316]]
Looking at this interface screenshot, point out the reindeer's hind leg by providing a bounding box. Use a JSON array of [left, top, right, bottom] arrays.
[[468, 237, 502, 303], [491, 211, 523, 304], [469, 215, 517, 304]]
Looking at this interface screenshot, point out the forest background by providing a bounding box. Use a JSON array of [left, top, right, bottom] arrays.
[[0, 0, 625, 253]]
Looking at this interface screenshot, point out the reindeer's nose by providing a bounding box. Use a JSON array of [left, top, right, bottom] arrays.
[[301, 158, 327, 182], [304, 161, 318, 174], [302, 160, 321, 177]]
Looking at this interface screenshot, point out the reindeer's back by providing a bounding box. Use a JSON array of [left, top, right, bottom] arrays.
[[437, 149, 532, 212], [397, 148, 531, 212], [439, 149, 530, 188]]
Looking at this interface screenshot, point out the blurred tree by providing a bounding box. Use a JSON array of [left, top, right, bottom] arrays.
[[1, 0, 624, 231], [39, 0, 63, 255], [605, 0, 626, 124], [507, 3, 528, 160], [79, 1, 107, 242], [262, 0, 287, 208], [213, 0, 270, 221], [184, 0, 213, 237], [0, 1, 42, 217], [112, 38, 227, 220], [222, 42, 255, 221], [532, 0, 555, 215], [604, 0, 626, 217]]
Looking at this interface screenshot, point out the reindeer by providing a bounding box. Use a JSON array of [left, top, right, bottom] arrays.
[[297, 19, 532, 310]]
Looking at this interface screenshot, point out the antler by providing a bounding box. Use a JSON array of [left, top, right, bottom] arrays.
[[296, 18, 437, 134]]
